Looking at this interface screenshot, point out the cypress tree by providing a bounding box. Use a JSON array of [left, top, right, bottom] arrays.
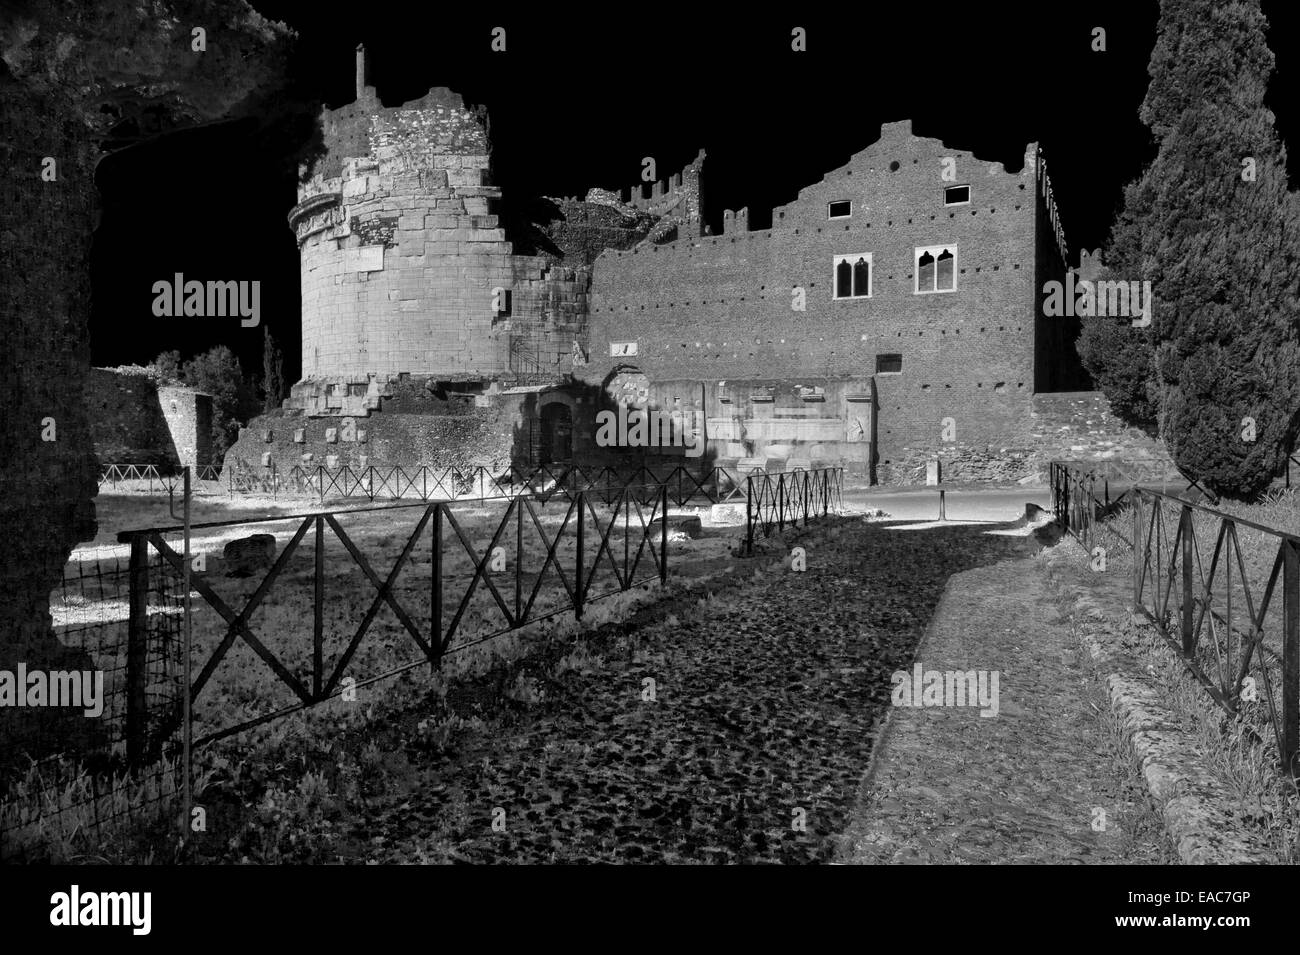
[[1080, 0, 1300, 497]]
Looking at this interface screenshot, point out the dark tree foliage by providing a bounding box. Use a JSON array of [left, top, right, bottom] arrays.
[[261, 327, 285, 412], [151, 349, 183, 384], [1083, 0, 1300, 497], [182, 345, 260, 464]]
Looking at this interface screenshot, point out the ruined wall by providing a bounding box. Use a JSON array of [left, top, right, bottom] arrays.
[[82, 369, 213, 467], [0, 73, 100, 697], [0, 0, 293, 762], [588, 149, 707, 245], [84, 368, 174, 464], [225, 401, 521, 479], [579, 121, 1044, 477], [157, 384, 212, 468], [532, 198, 655, 267], [290, 51, 588, 393]]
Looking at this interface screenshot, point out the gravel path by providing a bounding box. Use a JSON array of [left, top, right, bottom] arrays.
[[836, 555, 1170, 864], [352, 518, 1046, 863]]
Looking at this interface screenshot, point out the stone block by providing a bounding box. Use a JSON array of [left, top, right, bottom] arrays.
[[260, 452, 272, 466], [710, 503, 746, 525], [650, 514, 703, 541], [325, 428, 338, 443], [222, 534, 276, 579], [293, 429, 306, 443]]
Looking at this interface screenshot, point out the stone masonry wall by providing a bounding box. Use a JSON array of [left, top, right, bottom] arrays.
[[290, 67, 587, 388], [83, 368, 212, 468], [225, 404, 518, 481]]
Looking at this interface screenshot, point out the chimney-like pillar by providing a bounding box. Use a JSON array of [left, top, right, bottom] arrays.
[[356, 43, 367, 99]]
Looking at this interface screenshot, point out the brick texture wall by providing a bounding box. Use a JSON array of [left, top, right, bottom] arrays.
[[577, 121, 1062, 478]]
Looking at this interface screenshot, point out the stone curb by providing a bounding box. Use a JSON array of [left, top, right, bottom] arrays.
[[1041, 543, 1276, 864]]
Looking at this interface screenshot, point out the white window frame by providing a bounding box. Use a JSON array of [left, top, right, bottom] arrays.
[[827, 200, 853, 219], [833, 253, 873, 300], [943, 184, 971, 206], [914, 244, 957, 294]]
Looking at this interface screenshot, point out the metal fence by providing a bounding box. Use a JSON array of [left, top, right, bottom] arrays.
[[744, 468, 844, 554], [99, 463, 221, 494], [1131, 487, 1300, 776], [250, 462, 753, 507], [118, 484, 669, 755], [1, 538, 187, 861], [1051, 459, 1298, 777], [1, 480, 673, 860]]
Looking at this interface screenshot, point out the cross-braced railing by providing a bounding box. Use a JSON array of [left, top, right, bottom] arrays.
[[275, 462, 752, 507], [1049, 461, 1136, 551], [1132, 488, 1300, 776], [743, 467, 843, 554], [115, 484, 670, 756], [99, 463, 180, 494]]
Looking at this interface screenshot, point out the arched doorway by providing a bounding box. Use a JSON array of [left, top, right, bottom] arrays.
[[538, 402, 572, 465]]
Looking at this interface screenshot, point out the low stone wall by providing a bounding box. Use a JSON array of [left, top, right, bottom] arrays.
[[224, 405, 519, 479], [874, 391, 1178, 486]]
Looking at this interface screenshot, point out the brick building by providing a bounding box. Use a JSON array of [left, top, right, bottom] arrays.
[[577, 119, 1090, 482], [227, 51, 1169, 486]]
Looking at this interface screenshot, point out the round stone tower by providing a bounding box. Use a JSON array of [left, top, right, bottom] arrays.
[[286, 45, 530, 414]]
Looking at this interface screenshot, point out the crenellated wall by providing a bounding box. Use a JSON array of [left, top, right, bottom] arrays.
[[577, 120, 1058, 476]]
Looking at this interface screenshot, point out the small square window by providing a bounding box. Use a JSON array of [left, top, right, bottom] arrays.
[[876, 354, 903, 374], [944, 185, 970, 206], [828, 200, 852, 219]]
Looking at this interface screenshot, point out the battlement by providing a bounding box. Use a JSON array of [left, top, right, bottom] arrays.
[[591, 149, 707, 236]]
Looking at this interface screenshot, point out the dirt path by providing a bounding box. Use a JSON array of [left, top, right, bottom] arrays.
[[352, 519, 1047, 863], [836, 556, 1170, 864]]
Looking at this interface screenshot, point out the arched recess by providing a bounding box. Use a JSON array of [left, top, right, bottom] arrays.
[[537, 395, 575, 466]]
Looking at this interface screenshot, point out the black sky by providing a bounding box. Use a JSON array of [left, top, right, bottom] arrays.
[[89, 1, 1300, 385]]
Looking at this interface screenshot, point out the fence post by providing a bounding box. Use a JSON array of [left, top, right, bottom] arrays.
[[1180, 505, 1194, 657], [745, 475, 754, 556], [1285, 540, 1299, 775], [515, 499, 523, 623], [180, 468, 193, 837], [431, 504, 443, 669], [125, 534, 149, 764], [660, 483, 669, 585], [314, 515, 324, 698], [1132, 493, 1142, 613], [778, 474, 786, 532], [575, 491, 585, 620]]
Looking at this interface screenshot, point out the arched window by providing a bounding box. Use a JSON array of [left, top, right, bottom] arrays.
[[836, 259, 853, 298], [915, 245, 958, 293], [936, 249, 954, 290], [833, 253, 872, 299], [917, 251, 935, 291], [853, 257, 870, 296]]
